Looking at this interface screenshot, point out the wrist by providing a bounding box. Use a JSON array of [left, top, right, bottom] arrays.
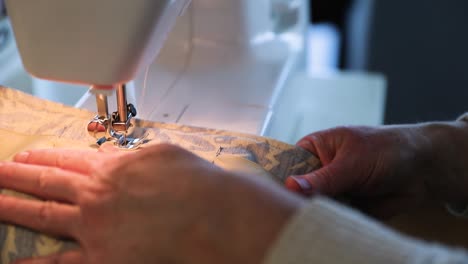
[[416, 120, 468, 205], [184, 171, 305, 264], [227, 175, 305, 264]]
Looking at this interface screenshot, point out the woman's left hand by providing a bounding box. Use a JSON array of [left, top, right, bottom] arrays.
[[0, 144, 303, 264]]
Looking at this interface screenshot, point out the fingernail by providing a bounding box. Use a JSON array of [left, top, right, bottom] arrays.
[[287, 176, 315, 196], [14, 152, 30, 163]]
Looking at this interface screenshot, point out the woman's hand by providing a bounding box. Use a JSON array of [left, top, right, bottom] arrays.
[[286, 123, 468, 218], [0, 144, 303, 264]]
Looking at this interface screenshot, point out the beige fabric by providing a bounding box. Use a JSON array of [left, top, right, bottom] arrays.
[[0, 86, 320, 263], [2, 86, 467, 264]]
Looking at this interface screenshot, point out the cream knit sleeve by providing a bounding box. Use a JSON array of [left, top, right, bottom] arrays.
[[457, 113, 468, 123], [263, 198, 468, 264]]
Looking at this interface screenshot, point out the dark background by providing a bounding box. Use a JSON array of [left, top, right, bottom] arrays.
[[310, 0, 468, 124]]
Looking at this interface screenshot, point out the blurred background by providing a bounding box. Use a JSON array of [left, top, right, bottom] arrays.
[[309, 0, 468, 124]]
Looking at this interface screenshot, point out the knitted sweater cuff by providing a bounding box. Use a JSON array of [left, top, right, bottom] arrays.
[[263, 197, 468, 264]]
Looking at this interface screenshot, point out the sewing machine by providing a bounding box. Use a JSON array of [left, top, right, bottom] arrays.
[[3, 0, 387, 148], [5, 0, 309, 149]]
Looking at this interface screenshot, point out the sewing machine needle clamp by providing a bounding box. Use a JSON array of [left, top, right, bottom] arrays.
[[88, 112, 145, 150], [87, 85, 146, 150]]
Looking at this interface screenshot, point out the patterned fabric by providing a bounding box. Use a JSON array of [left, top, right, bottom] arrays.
[[0, 86, 320, 264]]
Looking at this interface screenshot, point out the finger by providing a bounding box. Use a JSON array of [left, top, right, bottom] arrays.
[[285, 158, 355, 197], [13, 250, 85, 264], [285, 176, 317, 196], [0, 195, 79, 238], [296, 133, 337, 165], [14, 149, 105, 174], [98, 142, 121, 153], [0, 162, 86, 203], [296, 136, 319, 154]]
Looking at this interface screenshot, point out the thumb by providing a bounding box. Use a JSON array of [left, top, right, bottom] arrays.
[[285, 161, 350, 197]]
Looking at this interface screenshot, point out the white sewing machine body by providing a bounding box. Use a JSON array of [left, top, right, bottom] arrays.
[[6, 0, 192, 86], [75, 0, 309, 136], [1, 0, 386, 144], [5, 0, 308, 137]]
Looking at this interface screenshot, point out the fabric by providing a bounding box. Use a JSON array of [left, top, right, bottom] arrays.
[[1, 86, 468, 264], [0, 86, 321, 263]]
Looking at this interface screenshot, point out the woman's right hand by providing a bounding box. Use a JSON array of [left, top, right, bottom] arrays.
[[285, 122, 468, 219]]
